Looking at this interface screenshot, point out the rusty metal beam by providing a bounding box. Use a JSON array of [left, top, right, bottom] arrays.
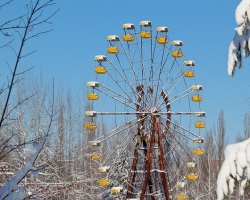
[[140, 117, 156, 200], [156, 117, 171, 200]]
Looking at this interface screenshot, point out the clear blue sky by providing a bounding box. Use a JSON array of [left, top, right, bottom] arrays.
[[1, 0, 248, 143]]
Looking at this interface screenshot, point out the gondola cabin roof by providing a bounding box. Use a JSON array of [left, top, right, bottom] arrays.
[[195, 112, 206, 117], [186, 161, 197, 168], [176, 181, 186, 188], [87, 81, 100, 87], [157, 26, 168, 32], [140, 20, 152, 27], [191, 85, 203, 90], [184, 60, 195, 66], [88, 140, 101, 146], [172, 40, 183, 46], [85, 111, 97, 117], [94, 55, 107, 62], [107, 35, 120, 41], [193, 137, 204, 143], [111, 186, 123, 194], [98, 166, 110, 173], [123, 23, 135, 29]]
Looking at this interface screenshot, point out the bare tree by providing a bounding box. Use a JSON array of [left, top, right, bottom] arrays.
[[216, 109, 226, 168], [0, 0, 58, 198], [244, 113, 250, 139]]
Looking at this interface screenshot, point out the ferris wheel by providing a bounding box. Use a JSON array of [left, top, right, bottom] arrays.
[[85, 20, 205, 200]]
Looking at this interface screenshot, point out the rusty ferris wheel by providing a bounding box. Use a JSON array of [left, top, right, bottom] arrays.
[[85, 21, 205, 200]]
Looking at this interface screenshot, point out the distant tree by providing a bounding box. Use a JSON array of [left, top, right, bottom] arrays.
[[215, 109, 226, 168], [244, 113, 250, 139], [197, 129, 218, 199]]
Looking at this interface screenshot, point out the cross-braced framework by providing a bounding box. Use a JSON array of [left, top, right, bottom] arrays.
[[85, 21, 206, 200]]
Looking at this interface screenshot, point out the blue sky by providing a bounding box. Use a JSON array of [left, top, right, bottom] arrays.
[[1, 0, 248, 143]]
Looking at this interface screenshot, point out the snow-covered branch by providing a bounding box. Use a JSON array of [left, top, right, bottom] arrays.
[[228, 0, 250, 76], [217, 138, 250, 199]]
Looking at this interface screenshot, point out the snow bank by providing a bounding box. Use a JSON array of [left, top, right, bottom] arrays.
[[217, 138, 250, 199]]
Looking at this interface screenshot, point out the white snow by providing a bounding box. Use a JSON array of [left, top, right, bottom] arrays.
[[217, 138, 250, 199], [228, 0, 250, 76], [0, 139, 46, 199], [235, 0, 250, 25]]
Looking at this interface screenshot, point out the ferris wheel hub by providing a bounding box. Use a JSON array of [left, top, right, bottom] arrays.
[[151, 107, 159, 115]]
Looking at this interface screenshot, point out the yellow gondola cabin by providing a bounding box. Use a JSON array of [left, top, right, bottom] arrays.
[[187, 173, 198, 180], [123, 34, 134, 42], [140, 21, 152, 38], [87, 93, 99, 100], [122, 23, 135, 42], [89, 153, 102, 160], [172, 51, 183, 58], [107, 35, 120, 54], [183, 71, 195, 77], [156, 27, 168, 44], [94, 66, 107, 74], [195, 121, 206, 128], [191, 95, 203, 102], [177, 193, 188, 200], [107, 46, 119, 54], [84, 122, 98, 130], [172, 40, 183, 58], [193, 148, 204, 155], [98, 179, 111, 186], [94, 55, 108, 74]]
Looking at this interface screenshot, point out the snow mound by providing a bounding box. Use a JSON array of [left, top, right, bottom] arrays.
[[217, 138, 250, 199]]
